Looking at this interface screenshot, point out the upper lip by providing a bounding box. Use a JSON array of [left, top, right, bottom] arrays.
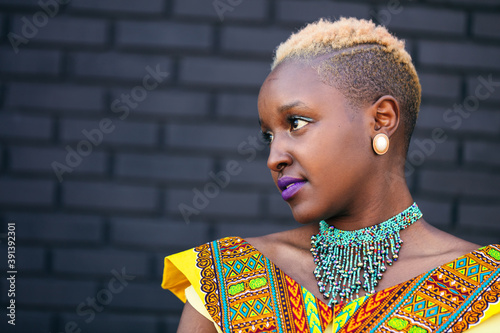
[[277, 176, 306, 191]]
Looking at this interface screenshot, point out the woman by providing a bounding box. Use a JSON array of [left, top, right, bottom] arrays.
[[162, 17, 500, 332]]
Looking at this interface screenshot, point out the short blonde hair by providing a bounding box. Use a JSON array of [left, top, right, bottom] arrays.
[[272, 17, 421, 152]]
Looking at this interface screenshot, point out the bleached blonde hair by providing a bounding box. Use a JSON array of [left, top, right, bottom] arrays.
[[272, 17, 421, 152]]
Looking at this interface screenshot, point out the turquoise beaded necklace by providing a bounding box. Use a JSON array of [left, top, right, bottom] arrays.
[[310, 202, 422, 307]]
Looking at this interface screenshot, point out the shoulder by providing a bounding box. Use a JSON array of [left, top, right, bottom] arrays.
[[245, 224, 318, 258], [244, 224, 321, 284], [402, 220, 482, 267]]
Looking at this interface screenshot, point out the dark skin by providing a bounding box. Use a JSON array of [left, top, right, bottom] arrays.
[[176, 60, 479, 333]]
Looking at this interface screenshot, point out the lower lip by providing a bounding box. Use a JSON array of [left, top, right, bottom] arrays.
[[281, 181, 306, 201]]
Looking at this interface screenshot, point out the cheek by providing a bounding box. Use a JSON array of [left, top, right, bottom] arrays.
[[306, 126, 368, 176]]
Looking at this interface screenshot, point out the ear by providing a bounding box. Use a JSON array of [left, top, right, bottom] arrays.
[[370, 95, 400, 137]]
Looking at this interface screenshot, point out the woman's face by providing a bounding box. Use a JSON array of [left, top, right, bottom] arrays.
[[258, 60, 376, 225]]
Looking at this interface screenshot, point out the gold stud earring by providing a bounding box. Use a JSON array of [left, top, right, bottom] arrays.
[[373, 133, 389, 155]]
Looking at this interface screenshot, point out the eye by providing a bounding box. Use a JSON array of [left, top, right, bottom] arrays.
[[260, 131, 274, 145], [289, 116, 311, 131]]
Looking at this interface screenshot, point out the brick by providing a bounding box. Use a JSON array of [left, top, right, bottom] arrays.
[[11, 16, 107, 45], [0, 47, 60, 75], [111, 218, 210, 249], [60, 314, 157, 333], [473, 13, 500, 39], [217, 93, 259, 119], [0, 311, 51, 333], [277, 1, 370, 23], [385, 7, 466, 35], [419, 73, 461, 100], [10, 146, 107, 175], [53, 249, 148, 277], [18, 247, 45, 272], [116, 153, 212, 182], [70, 0, 164, 14], [72, 52, 172, 81], [407, 136, 458, 164], [0, 0, 39, 9], [6, 83, 104, 112], [459, 203, 500, 231], [166, 123, 257, 150], [268, 192, 293, 218], [413, 198, 452, 229], [164, 316, 181, 333], [215, 221, 289, 239], [420, 170, 500, 197], [0, 178, 54, 206], [5, 212, 103, 243], [419, 41, 500, 70], [0, 246, 45, 272], [63, 181, 158, 212], [467, 74, 500, 103], [112, 281, 182, 311], [110, 89, 210, 117], [167, 189, 259, 219], [221, 158, 274, 187], [7, 278, 96, 306], [174, 0, 268, 22], [180, 57, 269, 88], [0, 113, 52, 140], [221, 26, 290, 55], [464, 141, 500, 167], [436, 0, 500, 6], [417, 106, 500, 135], [61, 118, 158, 146], [117, 21, 212, 50]]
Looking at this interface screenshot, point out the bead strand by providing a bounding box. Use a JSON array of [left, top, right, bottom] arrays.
[[311, 202, 422, 307]]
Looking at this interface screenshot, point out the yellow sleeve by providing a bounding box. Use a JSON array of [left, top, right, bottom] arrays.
[[162, 247, 223, 333], [161, 248, 202, 303]]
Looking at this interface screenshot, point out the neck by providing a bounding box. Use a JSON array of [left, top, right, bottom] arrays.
[[324, 172, 414, 231]]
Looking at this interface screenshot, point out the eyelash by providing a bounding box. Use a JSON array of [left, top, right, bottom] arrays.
[[260, 115, 312, 145], [260, 131, 273, 145]]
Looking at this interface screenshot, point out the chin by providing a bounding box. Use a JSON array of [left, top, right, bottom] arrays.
[[290, 204, 322, 225]]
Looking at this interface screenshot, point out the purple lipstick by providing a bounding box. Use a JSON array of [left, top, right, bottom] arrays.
[[277, 176, 307, 201]]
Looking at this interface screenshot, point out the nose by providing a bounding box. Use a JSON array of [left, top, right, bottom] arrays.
[[267, 134, 293, 172]]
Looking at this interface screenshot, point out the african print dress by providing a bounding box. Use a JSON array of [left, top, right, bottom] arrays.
[[162, 237, 500, 332]]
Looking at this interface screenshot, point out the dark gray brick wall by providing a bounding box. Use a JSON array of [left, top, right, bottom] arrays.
[[0, 114, 52, 140], [180, 57, 269, 87], [277, 1, 370, 23], [0, 1, 499, 332], [116, 21, 212, 51], [386, 6, 466, 35], [0, 47, 61, 75], [69, 0, 165, 14], [6, 83, 104, 113], [6, 213, 103, 243], [173, 0, 268, 22], [10, 16, 108, 45]]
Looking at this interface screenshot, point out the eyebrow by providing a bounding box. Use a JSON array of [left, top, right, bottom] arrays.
[[278, 100, 308, 113], [259, 100, 311, 127]]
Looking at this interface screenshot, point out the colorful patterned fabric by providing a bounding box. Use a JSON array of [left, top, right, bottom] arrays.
[[162, 237, 500, 332]]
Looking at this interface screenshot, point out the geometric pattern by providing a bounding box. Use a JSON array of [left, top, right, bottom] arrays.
[[402, 293, 451, 326], [336, 244, 500, 333], [195, 237, 333, 333], [223, 253, 265, 279], [192, 238, 500, 333], [445, 256, 493, 284], [230, 297, 273, 321]]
